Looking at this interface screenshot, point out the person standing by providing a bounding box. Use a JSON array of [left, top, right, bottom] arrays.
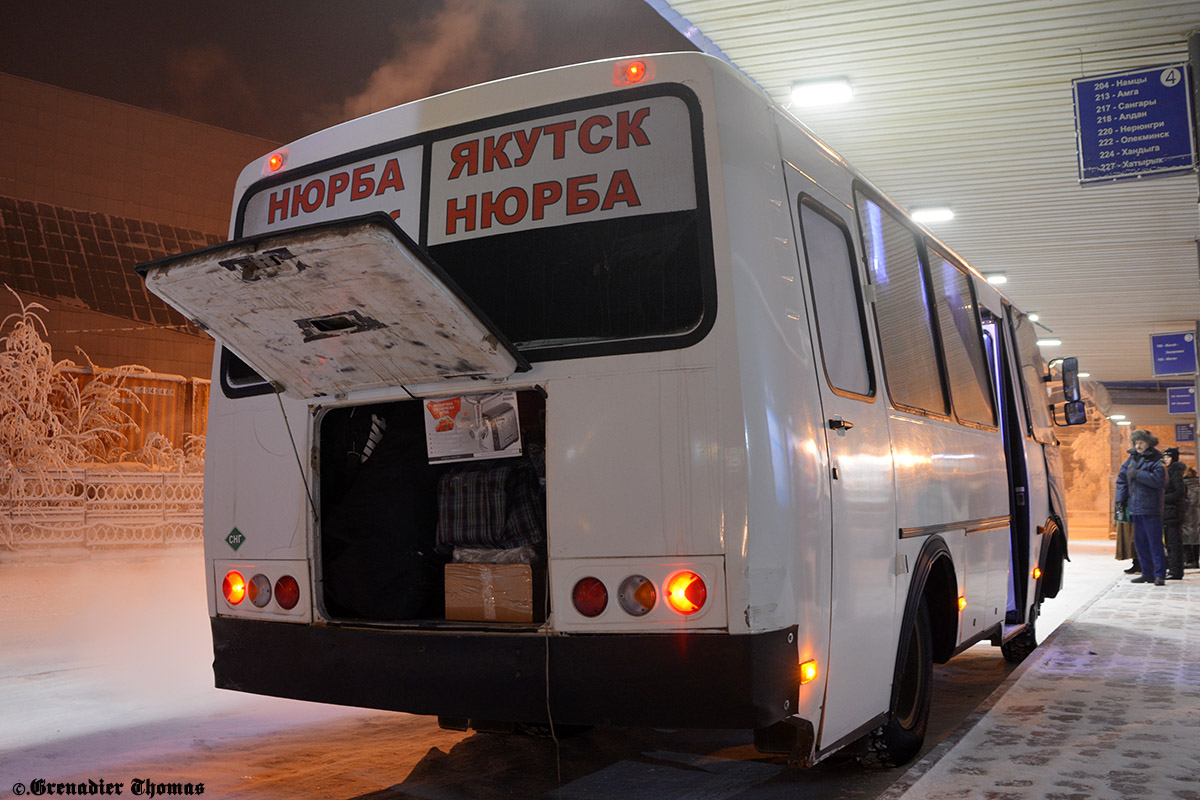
[[1162, 447, 1188, 580], [1181, 464, 1199, 570], [1115, 429, 1167, 585]]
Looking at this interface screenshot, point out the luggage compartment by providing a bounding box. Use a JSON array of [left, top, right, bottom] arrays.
[[316, 389, 547, 624]]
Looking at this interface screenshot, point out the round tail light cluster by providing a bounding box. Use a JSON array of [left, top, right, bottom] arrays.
[[571, 571, 707, 618], [223, 570, 300, 611]]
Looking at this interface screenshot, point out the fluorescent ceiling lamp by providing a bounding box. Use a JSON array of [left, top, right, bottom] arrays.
[[791, 78, 853, 107], [985, 273, 1008, 285], [1026, 312, 1040, 322], [1117, 420, 1132, 426], [1077, 372, 1091, 378], [1037, 338, 1062, 347], [911, 207, 954, 223], [1108, 414, 1125, 420]]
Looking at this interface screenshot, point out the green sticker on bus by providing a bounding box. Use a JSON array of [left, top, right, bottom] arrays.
[[226, 527, 245, 551]]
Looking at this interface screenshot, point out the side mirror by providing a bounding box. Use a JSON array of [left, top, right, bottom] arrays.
[[1061, 400, 1087, 425], [1060, 356, 1081, 403]]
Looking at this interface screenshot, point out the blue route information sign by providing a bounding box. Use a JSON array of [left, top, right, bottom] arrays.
[[1168, 386, 1197, 415], [1151, 331, 1198, 378], [1177, 423, 1196, 444], [1073, 63, 1195, 183]]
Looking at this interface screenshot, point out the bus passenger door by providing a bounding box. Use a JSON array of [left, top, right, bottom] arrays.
[[785, 173, 897, 749]]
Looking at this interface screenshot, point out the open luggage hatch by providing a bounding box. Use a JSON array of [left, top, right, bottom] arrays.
[[135, 214, 529, 399]]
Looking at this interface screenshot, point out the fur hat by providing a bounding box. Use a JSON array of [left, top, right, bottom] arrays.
[[1164, 447, 1180, 459], [1130, 429, 1158, 447]]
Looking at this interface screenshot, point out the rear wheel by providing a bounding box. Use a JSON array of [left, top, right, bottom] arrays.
[[859, 598, 933, 768]]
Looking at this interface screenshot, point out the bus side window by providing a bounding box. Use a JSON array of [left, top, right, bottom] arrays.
[[925, 246, 996, 427], [855, 195, 947, 415], [1008, 308, 1056, 443], [797, 198, 873, 396], [220, 347, 273, 398]]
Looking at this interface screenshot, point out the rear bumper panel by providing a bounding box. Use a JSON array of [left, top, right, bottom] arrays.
[[212, 617, 798, 729]]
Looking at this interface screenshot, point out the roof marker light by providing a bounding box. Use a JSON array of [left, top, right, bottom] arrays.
[[958, 596, 967, 611], [263, 148, 288, 175], [800, 660, 819, 684], [613, 58, 655, 87]]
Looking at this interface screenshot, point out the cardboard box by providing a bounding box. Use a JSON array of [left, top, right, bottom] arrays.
[[445, 562, 542, 623]]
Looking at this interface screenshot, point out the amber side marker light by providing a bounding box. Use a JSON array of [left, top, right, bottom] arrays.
[[665, 571, 707, 615], [267, 152, 286, 171], [958, 596, 968, 611], [1032, 567, 1042, 580], [222, 571, 246, 605], [800, 660, 819, 684]]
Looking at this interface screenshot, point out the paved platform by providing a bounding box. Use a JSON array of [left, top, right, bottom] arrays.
[[882, 568, 1200, 800]]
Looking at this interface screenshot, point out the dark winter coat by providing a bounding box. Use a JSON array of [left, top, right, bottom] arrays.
[[1115, 446, 1166, 516], [1163, 461, 1188, 522]]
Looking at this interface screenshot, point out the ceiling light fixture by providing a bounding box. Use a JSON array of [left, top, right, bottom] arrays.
[[911, 207, 954, 223], [985, 273, 1008, 285], [1117, 420, 1132, 426], [790, 78, 853, 107], [1037, 338, 1062, 347], [1027, 312, 1040, 322], [1108, 414, 1125, 420], [1077, 372, 1091, 378]]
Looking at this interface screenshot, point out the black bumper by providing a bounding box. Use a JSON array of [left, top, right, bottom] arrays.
[[212, 617, 799, 729]]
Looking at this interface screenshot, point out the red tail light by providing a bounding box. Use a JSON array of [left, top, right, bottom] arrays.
[[222, 571, 246, 605], [275, 575, 300, 610], [665, 571, 707, 615], [572, 577, 608, 617]]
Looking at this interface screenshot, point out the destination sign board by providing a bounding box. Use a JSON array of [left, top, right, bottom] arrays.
[[1073, 63, 1195, 183]]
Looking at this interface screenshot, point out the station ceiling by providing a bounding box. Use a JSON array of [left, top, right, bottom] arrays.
[[653, 1, 1200, 429]]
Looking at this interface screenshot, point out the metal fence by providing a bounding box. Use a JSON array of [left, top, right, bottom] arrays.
[[0, 469, 203, 550]]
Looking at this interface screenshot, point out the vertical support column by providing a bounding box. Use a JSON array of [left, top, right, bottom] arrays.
[[1190, 34, 1200, 471]]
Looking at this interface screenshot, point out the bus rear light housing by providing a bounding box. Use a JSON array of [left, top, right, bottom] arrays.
[[572, 577, 608, 617]]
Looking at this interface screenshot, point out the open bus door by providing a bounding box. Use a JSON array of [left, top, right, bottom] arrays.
[[135, 213, 529, 399]]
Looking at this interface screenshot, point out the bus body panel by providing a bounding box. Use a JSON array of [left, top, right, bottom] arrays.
[[706, 64, 835, 725], [773, 118, 900, 746]]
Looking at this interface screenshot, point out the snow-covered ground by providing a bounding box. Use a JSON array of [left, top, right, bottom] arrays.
[[0, 539, 1120, 799]]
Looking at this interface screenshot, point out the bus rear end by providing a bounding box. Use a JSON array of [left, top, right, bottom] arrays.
[[138, 53, 801, 733]]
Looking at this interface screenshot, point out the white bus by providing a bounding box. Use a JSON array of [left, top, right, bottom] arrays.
[[138, 52, 1084, 767]]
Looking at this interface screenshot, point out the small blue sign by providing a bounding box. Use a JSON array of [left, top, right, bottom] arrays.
[[1177, 423, 1196, 443], [1168, 386, 1197, 415], [1151, 331, 1198, 378], [1073, 63, 1195, 183]]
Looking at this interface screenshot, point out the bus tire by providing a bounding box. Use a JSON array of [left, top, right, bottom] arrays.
[[859, 598, 932, 768], [1001, 618, 1037, 663]]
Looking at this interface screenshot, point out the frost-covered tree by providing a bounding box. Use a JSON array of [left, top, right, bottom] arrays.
[[0, 287, 148, 486]]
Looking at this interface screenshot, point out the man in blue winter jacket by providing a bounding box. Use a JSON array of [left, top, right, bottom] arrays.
[[1115, 429, 1167, 585]]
